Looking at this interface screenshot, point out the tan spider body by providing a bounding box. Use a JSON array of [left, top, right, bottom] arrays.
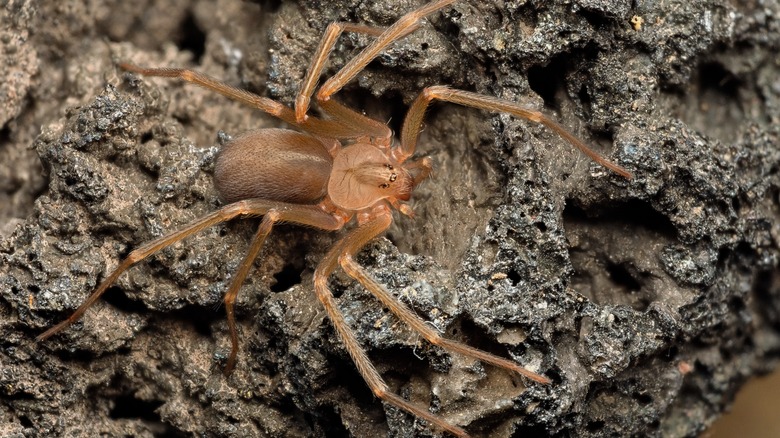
[[38, 1, 631, 436]]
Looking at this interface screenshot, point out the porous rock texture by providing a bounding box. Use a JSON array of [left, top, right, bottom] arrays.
[[1, 0, 779, 437]]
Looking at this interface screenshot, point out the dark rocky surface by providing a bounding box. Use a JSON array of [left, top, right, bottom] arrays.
[[1, 0, 779, 437]]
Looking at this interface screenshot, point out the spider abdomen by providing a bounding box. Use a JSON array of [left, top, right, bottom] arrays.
[[214, 128, 333, 204]]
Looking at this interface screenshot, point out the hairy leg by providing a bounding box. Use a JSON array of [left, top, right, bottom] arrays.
[[316, 0, 456, 103], [340, 256, 551, 383], [296, 22, 409, 128], [37, 201, 343, 346], [313, 209, 470, 438], [118, 63, 374, 140], [221, 206, 345, 373], [397, 85, 633, 179]]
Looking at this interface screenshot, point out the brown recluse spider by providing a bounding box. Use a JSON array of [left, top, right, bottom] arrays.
[[37, 1, 632, 436]]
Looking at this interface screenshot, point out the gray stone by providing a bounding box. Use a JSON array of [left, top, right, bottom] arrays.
[[1, 0, 778, 436]]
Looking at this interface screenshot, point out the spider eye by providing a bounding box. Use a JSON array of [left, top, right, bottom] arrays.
[[379, 183, 390, 189], [389, 173, 397, 182]]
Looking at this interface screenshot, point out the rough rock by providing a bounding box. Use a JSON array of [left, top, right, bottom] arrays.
[[1, 0, 779, 437]]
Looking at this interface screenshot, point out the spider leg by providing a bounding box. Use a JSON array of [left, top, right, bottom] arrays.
[[36, 201, 341, 344], [221, 206, 345, 374], [295, 20, 418, 142], [333, 205, 549, 383], [397, 85, 633, 179], [316, 0, 456, 103], [117, 63, 370, 140], [340, 257, 551, 384], [295, 23, 412, 125], [313, 210, 470, 438], [317, 99, 393, 147]]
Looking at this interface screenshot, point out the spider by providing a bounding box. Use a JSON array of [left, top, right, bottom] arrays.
[[37, 0, 632, 436]]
